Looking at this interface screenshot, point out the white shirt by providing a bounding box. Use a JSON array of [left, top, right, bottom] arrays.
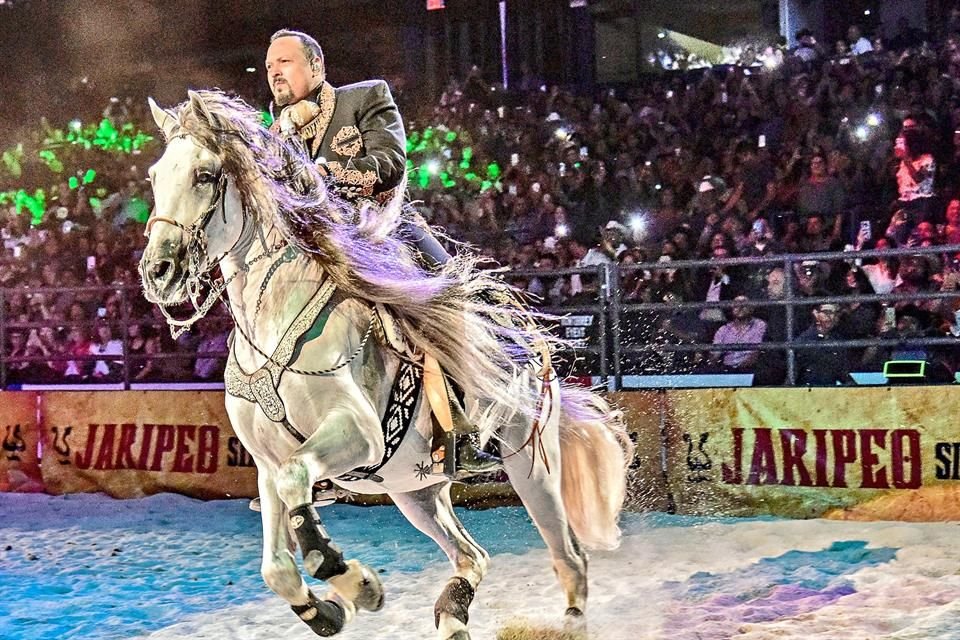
[[700, 276, 729, 323], [89, 339, 123, 377]]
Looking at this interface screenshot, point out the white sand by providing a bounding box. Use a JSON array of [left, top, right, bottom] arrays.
[[3, 494, 960, 640]]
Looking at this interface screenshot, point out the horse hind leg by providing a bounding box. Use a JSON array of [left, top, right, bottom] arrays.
[[391, 484, 490, 640], [501, 413, 590, 623]]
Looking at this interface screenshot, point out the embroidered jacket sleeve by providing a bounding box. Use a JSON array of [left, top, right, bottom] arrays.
[[351, 80, 407, 194]]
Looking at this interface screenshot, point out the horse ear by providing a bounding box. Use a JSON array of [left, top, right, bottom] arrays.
[[147, 97, 179, 140], [187, 90, 216, 127]]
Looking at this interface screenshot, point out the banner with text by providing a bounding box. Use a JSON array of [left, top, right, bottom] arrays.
[[662, 387, 960, 520], [40, 392, 258, 499], [0, 393, 41, 492]]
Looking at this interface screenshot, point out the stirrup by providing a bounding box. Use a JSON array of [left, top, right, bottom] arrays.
[[431, 431, 502, 480]]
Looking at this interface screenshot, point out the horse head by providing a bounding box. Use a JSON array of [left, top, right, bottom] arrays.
[[139, 91, 247, 305]]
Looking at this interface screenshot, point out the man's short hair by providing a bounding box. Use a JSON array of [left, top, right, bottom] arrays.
[[270, 29, 324, 66]]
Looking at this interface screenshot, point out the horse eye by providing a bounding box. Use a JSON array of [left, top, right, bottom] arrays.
[[195, 169, 219, 186]]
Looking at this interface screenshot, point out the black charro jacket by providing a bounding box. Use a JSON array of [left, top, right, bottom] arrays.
[[274, 79, 407, 204]]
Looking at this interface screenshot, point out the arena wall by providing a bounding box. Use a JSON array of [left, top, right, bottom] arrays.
[[3, 388, 960, 521]]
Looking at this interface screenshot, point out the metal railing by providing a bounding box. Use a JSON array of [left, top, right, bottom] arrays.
[[2, 245, 960, 390], [507, 244, 960, 389]]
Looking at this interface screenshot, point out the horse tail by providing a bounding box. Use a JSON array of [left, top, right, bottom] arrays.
[[557, 384, 633, 551]]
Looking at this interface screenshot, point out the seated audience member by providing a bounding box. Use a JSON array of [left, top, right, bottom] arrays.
[[694, 245, 739, 338], [89, 322, 123, 380], [580, 221, 628, 266], [710, 295, 768, 373], [797, 155, 846, 222], [193, 321, 230, 381], [795, 302, 852, 386]]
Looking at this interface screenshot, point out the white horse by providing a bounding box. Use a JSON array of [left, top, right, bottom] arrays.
[[139, 90, 632, 640]]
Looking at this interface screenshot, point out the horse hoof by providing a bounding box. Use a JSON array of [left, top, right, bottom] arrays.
[[355, 564, 385, 612], [564, 607, 587, 633], [330, 560, 385, 612], [447, 631, 470, 640], [292, 592, 346, 637]]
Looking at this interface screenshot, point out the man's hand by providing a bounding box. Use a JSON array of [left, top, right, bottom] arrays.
[[332, 183, 366, 201]]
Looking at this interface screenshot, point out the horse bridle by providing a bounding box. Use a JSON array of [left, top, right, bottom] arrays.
[[145, 131, 377, 376], [144, 163, 231, 274], [144, 136, 265, 337]]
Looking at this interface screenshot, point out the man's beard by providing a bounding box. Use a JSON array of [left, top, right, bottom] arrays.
[[272, 85, 294, 106]]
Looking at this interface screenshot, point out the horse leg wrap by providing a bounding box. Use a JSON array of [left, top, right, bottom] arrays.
[[434, 576, 475, 628], [292, 590, 346, 637], [289, 504, 348, 580]]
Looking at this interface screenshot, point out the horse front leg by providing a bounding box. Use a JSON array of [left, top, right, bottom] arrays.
[[274, 404, 386, 635], [391, 484, 490, 640], [256, 472, 309, 601]]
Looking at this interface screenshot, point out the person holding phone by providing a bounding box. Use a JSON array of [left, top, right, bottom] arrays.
[[894, 121, 936, 226]]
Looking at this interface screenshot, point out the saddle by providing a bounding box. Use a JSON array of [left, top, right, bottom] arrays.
[[376, 304, 497, 478]]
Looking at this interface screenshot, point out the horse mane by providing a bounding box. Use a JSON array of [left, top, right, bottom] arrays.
[[168, 90, 554, 421]]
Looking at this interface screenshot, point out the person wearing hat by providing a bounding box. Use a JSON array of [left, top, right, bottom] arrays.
[[580, 221, 629, 267], [793, 28, 822, 63], [795, 300, 851, 385], [688, 175, 726, 232]]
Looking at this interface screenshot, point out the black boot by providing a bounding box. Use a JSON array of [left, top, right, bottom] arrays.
[[433, 431, 501, 480]]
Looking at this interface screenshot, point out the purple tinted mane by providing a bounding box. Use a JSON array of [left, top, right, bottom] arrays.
[[170, 89, 559, 422]]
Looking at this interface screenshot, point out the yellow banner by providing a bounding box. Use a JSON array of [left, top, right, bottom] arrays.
[[662, 388, 960, 520], [40, 392, 257, 499], [0, 392, 41, 492], [609, 391, 670, 512]]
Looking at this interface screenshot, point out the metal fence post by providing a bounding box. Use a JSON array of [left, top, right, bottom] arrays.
[[120, 285, 132, 390], [607, 263, 623, 391], [784, 257, 796, 385], [596, 265, 610, 389]]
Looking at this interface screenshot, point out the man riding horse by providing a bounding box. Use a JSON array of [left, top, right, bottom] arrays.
[[264, 29, 496, 478]]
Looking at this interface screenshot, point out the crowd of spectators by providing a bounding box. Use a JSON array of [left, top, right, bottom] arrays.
[[406, 16, 960, 384], [5, 15, 960, 386]]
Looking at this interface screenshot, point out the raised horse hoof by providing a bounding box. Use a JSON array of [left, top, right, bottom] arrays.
[[329, 559, 385, 612], [355, 563, 385, 612], [292, 592, 346, 637]]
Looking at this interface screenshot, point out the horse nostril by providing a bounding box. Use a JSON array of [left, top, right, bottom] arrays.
[[150, 259, 172, 283]]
